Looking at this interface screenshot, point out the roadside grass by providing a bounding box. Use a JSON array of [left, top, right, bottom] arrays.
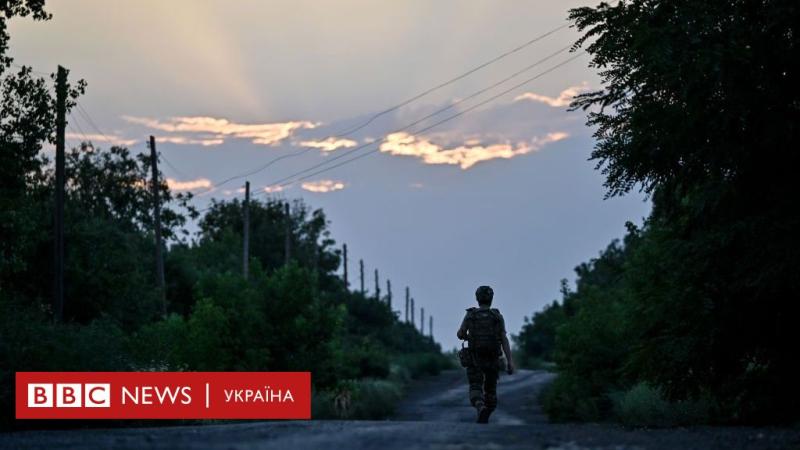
[[540, 375, 713, 427], [611, 382, 712, 427], [313, 379, 402, 420], [312, 353, 454, 420]]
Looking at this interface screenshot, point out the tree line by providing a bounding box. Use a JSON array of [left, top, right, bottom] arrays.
[[0, 1, 448, 429], [514, 0, 799, 426]]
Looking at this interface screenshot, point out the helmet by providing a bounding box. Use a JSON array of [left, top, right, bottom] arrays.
[[475, 285, 494, 304]]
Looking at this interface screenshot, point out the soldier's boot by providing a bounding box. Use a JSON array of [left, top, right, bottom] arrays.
[[476, 405, 491, 423], [474, 400, 490, 424], [479, 392, 496, 424]]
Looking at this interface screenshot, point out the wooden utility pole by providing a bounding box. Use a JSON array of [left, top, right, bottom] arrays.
[[243, 181, 250, 279], [374, 269, 380, 300], [342, 244, 349, 288], [411, 297, 415, 325], [386, 279, 392, 309], [53, 65, 67, 322], [421, 307, 425, 334], [283, 202, 291, 265], [405, 287, 410, 323], [359, 259, 365, 296], [149, 135, 166, 316], [429, 316, 433, 339]]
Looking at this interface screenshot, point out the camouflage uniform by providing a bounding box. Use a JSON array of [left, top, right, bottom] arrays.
[[458, 306, 506, 413]]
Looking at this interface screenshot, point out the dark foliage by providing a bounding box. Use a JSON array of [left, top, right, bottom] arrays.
[[0, 3, 448, 429], [517, 0, 800, 424]]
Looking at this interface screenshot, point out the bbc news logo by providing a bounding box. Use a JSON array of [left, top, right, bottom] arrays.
[[27, 383, 110, 408], [16, 372, 311, 419]]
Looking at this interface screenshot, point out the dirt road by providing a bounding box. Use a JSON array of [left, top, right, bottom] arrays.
[[2, 370, 798, 449]]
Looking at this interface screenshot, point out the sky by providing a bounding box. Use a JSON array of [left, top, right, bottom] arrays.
[[9, 0, 650, 350]]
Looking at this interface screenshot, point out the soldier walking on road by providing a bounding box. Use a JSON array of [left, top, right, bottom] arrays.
[[456, 285, 515, 424]]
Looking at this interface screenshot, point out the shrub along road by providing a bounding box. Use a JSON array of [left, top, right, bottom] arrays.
[[2, 370, 798, 449]]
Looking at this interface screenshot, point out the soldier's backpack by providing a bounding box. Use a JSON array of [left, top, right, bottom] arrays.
[[466, 307, 502, 357]]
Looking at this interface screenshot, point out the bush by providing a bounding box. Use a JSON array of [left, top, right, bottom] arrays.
[[312, 379, 402, 420], [129, 314, 189, 371], [0, 298, 130, 429], [613, 382, 712, 427], [340, 338, 391, 379], [541, 373, 604, 422], [393, 352, 454, 379]]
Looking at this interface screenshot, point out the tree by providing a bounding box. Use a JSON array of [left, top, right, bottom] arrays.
[[571, 0, 799, 199], [1, 1, 84, 305], [198, 198, 340, 283], [546, 0, 800, 422]]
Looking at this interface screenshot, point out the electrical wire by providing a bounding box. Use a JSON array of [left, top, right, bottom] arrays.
[[195, 51, 585, 213], [256, 51, 587, 197], [331, 23, 569, 137], [189, 24, 570, 196], [160, 153, 190, 180], [74, 103, 113, 143], [264, 45, 573, 189]]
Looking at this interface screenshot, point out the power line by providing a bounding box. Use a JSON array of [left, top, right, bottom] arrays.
[[74, 102, 189, 181], [75, 103, 113, 143], [67, 119, 91, 145], [195, 147, 315, 198], [262, 46, 577, 191], [8, 63, 50, 76], [160, 153, 189, 180], [197, 51, 585, 213], [188, 24, 569, 197], [257, 52, 587, 195], [332, 23, 569, 137]]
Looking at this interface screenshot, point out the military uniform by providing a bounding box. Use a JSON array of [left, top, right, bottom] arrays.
[[458, 306, 506, 414]]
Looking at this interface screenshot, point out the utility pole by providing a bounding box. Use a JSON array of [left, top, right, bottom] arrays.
[[405, 287, 410, 323], [411, 297, 415, 325], [243, 181, 250, 279], [342, 244, 349, 288], [359, 259, 365, 296], [421, 307, 425, 334], [429, 316, 433, 339], [374, 269, 380, 301], [283, 202, 291, 265], [53, 65, 67, 322], [386, 279, 392, 309], [149, 135, 166, 316]]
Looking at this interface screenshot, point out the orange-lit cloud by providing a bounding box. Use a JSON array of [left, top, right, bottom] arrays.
[[123, 116, 316, 146], [298, 137, 358, 151], [166, 177, 213, 191], [263, 184, 286, 193], [301, 180, 346, 193], [66, 132, 137, 147], [156, 136, 224, 146], [379, 132, 569, 169], [514, 82, 590, 107], [222, 188, 245, 196]]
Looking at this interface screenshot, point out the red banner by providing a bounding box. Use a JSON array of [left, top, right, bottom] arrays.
[[15, 372, 311, 419]]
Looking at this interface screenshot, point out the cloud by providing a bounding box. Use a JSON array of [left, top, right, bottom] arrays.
[[409, 182, 424, 189], [513, 82, 590, 107], [301, 180, 346, 193], [66, 132, 137, 147], [166, 177, 213, 191], [123, 116, 317, 146], [297, 137, 358, 151], [263, 184, 286, 193], [156, 136, 224, 147], [379, 132, 569, 170]]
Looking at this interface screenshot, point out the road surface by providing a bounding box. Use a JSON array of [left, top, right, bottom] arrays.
[[2, 370, 798, 449]]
